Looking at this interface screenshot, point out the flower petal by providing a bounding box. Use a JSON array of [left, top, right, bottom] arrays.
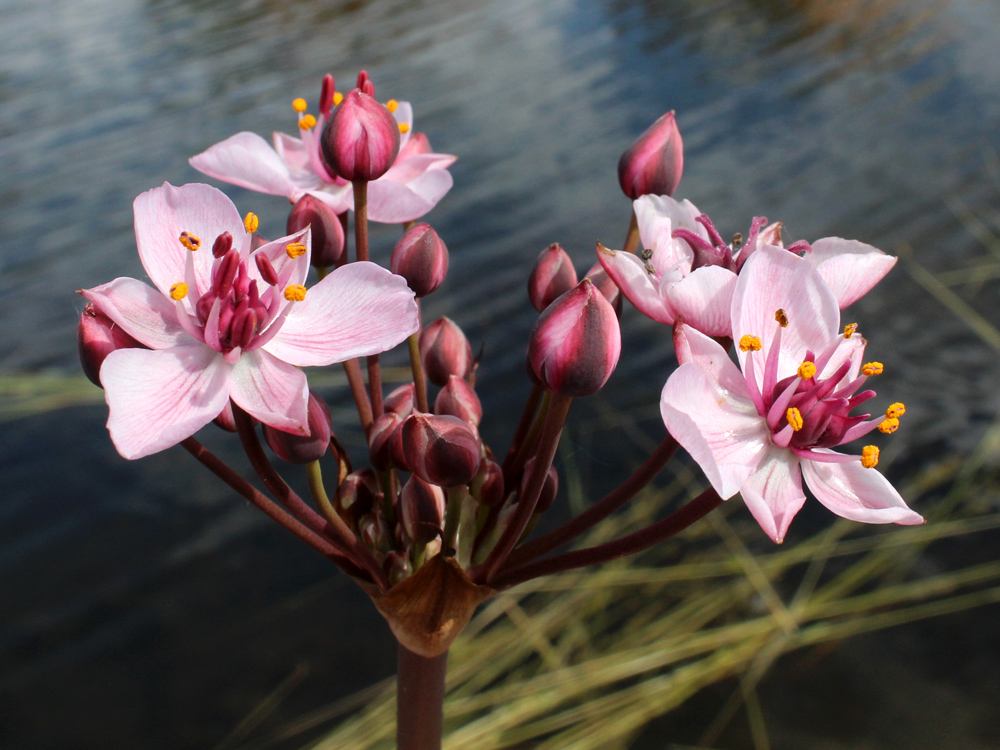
[[80, 278, 191, 349], [739, 446, 807, 543], [265, 261, 419, 366], [190, 132, 302, 198], [368, 167, 455, 224], [803, 238, 897, 309], [392, 100, 414, 151], [304, 186, 353, 215], [660, 361, 768, 498], [634, 194, 702, 275], [229, 349, 310, 433], [133, 183, 249, 298], [101, 345, 231, 459], [597, 244, 675, 324], [801, 453, 924, 525], [666, 266, 737, 337]]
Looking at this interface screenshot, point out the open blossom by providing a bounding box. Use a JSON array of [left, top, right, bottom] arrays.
[[660, 245, 922, 542], [189, 75, 456, 224], [598, 194, 897, 337], [80, 183, 419, 460]]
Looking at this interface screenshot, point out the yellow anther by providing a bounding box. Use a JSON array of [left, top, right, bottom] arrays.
[[386, 99, 399, 112], [739, 335, 763, 352], [861, 445, 880, 468], [244, 212, 259, 234], [797, 361, 817, 379], [292, 98, 308, 113], [879, 417, 900, 434], [775, 308, 788, 327], [178, 231, 201, 252], [284, 284, 307, 302], [298, 114, 317, 130], [169, 282, 188, 301], [886, 402, 906, 419], [398, 122, 410, 134], [333, 92, 344, 106], [285, 242, 307, 259], [786, 407, 804, 432], [862, 361, 884, 376], [844, 322, 858, 339]]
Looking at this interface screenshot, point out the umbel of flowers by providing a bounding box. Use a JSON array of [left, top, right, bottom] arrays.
[[78, 70, 921, 750]]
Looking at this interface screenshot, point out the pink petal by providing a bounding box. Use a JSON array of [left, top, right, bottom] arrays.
[[228, 349, 310, 434], [634, 195, 702, 275], [250, 227, 312, 290], [739, 447, 807, 543], [273, 131, 317, 175], [597, 244, 675, 324], [732, 245, 840, 386], [801, 453, 924, 526], [190, 132, 303, 198], [265, 261, 419, 366], [133, 183, 249, 298], [368, 167, 455, 224], [101, 345, 232, 459], [381, 153, 457, 183], [804, 238, 897, 308], [660, 362, 768, 499], [666, 266, 737, 337], [81, 278, 191, 350], [392, 101, 414, 151], [304, 186, 353, 216]]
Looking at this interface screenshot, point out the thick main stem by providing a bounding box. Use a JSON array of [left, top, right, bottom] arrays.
[[397, 644, 448, 750], [353, 178, 384, 419]]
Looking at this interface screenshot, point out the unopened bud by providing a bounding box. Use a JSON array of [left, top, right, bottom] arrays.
[[527, 279, 621, 397], [385, 550, 412, 586], [369, 411, 404, 471], [471, 458, 505, 507], [618, 110, 684, 199], [320, 88, 400, 182], [287, 194, 346, 267], [584, 261, 623, 317], [434, 375, 483, 427], [263, 390, 332, 464], [78, 304, 143, 387], [528, 243, 578, 312], [390, 223, 449, 297], [338, 469, 380, 525], [400, 475, 446, 544], [520, 457, 559, 514], [384, 382, 417, 418], [359, 510, 391, 556], [402, 413, 482, 487], [419, 317, 473, 387]]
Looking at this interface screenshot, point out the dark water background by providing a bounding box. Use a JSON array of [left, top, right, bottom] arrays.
[[3, 0, 1000, 747]]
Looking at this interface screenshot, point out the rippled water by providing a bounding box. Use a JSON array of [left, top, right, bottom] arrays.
[[3, 0, 1000, 747]]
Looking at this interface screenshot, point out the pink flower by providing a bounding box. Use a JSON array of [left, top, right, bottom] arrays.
[[660, 245, 922, 542], [598, 195, 897, 337], [189, 79, 456, 224], [80, 183, 419, 459]]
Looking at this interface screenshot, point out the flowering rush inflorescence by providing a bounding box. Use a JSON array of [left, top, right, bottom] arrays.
[[78, 68, 921, 750]]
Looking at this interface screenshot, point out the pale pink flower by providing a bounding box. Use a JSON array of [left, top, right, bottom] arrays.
[[80, 183, 419, 460], [598, 195, 897, 337], [189, 81, 456, 224], [660, 245, 922, 542]]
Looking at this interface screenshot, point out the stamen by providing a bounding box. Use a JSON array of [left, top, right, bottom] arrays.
[[739, 335, 762, 352], [797, 361, 817, 379], [644, 262, 655, 274], [398, 122, 410, 134], [298, 114, 317, 130], [886, 402, 906, 419], [255, 254, 279, 286], [844, 323, 858, 339], [786, 407, 804, 432], [861, 445, 880, 468], [862, 362, 884, 376], [284, 284, 307, 302], [386, 99, 399, 112], [179, 231, 201, 252], [292, 98, 308, 113], [879, 417, 900, 434], [169, 282, 188, 300], [285, 242, 307, 259], [775, 309, 788, 328], [244, 212, 259, 234], [212, 231, 233, 259], [333, 92, 344, 106]]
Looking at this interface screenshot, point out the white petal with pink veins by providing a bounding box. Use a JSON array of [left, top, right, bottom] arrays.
[[597, 246, 675, 324], [804, 238, 897, 308], [739, 446, 807, 542], [666, 266, 737, 338], [190, 133, 304, 198], [102, 345, 232, 459], [802, 454, 923, 525], [81, 278, 190, 350], [368, 167, 455, 224], [634, 195, 702, 276], [229, 349, 310, 434]]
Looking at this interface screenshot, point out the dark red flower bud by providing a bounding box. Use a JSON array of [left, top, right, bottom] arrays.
[[359, 510, 391, 556], [78, 303, 143, 387], [338, 469, 380, 525], [390, 223, 449, 297], [527, 279, 621, 397], [434, 375, 482, 427], [528, 243, 578, 312], [263, 390, 332, 464], [400, 475, 446, 544], [385, 550, 412, 586], [320, 88, 400, 182], [287, 194, 346, 268], [419, 317, 473, 387], [584, 261, 623, 317], [618, 110, 684, 199], [471, 458, 505, 507], [520, 457, 559, 514], [369, 411, 404, 471], [402, 413, 481, 487], [384, 382, 417, 418]]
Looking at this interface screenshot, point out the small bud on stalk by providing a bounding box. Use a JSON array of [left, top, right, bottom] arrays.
[[369, 412, 404, 471], [402, 413, 482, 488], [287, 194, 346, 268], [338, 469, 380, 526], [391, 223, 449, 297], [320, 88, 400, 182], [471, 458, 505, 508], [618, 110, 684, 199], [401, 475, 447, 545], [528, 243, 578, 312], [419, 317, 473, 387], [527, 279, 622, 397], [520, 457, 559, 514], [77, 304, 143, 387], [584, 261, 623, 317], [263, 391, 333, 464], [384, 383, 417, 418], [434, 375, 483, 427]]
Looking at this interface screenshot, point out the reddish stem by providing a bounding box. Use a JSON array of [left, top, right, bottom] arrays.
[[500, 384, 542, 477], [343, 358, 373, 434], [396, 644, 448, 750]]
